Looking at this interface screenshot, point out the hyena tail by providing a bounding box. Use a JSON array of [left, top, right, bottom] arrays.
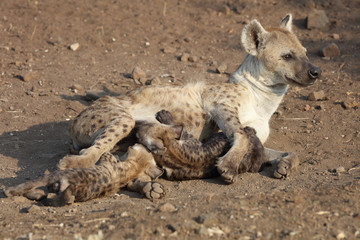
[[4, 175, 51, 199]]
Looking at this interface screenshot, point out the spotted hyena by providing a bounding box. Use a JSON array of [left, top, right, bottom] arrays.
[[58, 14, 321, 184], [5, 144, 164, 206]]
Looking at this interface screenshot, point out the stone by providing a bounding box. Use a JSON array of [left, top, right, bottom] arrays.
[[26, 204, 41, 213], [131, 66, 146, 80], [335, 166, 346, 173], [216, 63, 227, 74], [23, 71, 36, 82], [308, 90, 325, 101], [320, 43, 340, 57], [336, 231, 346, 240], [158, 202, 177, 213], [342, 100, 358, 109], [69, 43, 80, 51], [307, 9, 329, 30], [162, 46, 176, 54], [188, 56, 198, 63], [71, 84, 83, 91], [304, 104, 311, 111], [332, 33, 340, 40], [180, 53, 190, 62]]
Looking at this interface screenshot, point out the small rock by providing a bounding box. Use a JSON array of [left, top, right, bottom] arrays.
[[342, 100, 358, 109], [131, 66, 146, 80], [26, 204, 41, 213], [216, 63, 227, 74], [120, 211, 129, 217], [332, 33, 340, 40], [304, 104, 311, 111], [23, 71, 36, 82], [335, 166, 346, 173], [69, 43, 80, 51], [320, 43, 340, 58], [307, 9, 329, 30], [71, 84, 83, 91], [222, 5, 231, 15], [184, 37, 191, 43], [188, 56, 198, 63], [336, 231, 346, 240], [162, 46, 176, 54], [308, 90, 325, 101], [158, 202, 177, 213], [180, 53, 190, 62]]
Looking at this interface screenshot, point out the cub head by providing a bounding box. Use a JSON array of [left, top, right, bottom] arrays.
[[241, 14, 321, 86]]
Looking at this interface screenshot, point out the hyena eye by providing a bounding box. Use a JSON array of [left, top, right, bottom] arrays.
[[282, 54, 293, 60]]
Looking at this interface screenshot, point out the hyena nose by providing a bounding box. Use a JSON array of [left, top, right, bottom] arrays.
[[308, 66, 322, 79]]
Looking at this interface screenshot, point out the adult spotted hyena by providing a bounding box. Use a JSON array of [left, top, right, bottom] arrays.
[[58, 14, 321, 184]]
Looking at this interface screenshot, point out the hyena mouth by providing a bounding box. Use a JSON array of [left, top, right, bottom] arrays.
[[285, 76, 314, 87]]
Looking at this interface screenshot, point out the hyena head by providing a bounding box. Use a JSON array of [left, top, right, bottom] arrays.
[[241, 14, 321, 86]]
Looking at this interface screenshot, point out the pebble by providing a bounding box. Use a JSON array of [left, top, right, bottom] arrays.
[[188, 55, 198, 63], [320, 43, 340, 57], [336, 231, 346, 240], [222, 5, 231, 15], [216, 63, 227, 74], [335, 166, 346, 173], [332, 33, 340, 40], [304, 104, 311, 111], [180, 53, 190, 62], [131, 66, 146, 80], [26, 204, 41, 213], [69, 43, 80, 51], [23, 71, 36, 82], [158, 202, 177, 213], [162, 46, 176, 54], [342, 100, 358, 109], [308, 90, 325, 101], [71, 84, 83, 91], [307, 9, 329, 30]]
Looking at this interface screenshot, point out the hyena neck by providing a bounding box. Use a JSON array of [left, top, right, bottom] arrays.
[[230, 54, 288, 117]]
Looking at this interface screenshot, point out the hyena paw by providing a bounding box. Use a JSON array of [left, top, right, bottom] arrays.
[[57, 155, 94, 170], [273, 152, 300, 179], [217, 157, 239, 184], [143, 182, 165, 200]]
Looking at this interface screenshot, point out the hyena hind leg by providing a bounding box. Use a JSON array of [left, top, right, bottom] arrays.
[[58, 116, 135, 170]]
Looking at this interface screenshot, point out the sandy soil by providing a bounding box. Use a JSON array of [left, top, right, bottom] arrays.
[[0, 0, 359, 239]]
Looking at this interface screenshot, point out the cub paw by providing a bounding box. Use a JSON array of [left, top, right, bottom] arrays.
[[155, 110, 174, 125], [273, 152, 299, 179], [217, 157, 238, 184], [143, 182, 165, 200]]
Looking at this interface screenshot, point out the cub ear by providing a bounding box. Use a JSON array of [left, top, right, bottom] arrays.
[[171, 125, 183, 140], [241, 19, 268, 56], [279, 14, 292, 32]]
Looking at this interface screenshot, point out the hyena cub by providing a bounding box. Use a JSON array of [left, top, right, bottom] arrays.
[[136, 110, 267, 180], [5, 144, 164, 206]]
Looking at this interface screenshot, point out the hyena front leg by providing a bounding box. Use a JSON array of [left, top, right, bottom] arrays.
[[58, 113, 135, 170], [211, 103, 250, 184], [264, 148, 300, 179]]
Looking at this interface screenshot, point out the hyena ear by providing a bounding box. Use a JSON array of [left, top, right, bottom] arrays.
[[241, 19, 268, 56], [279, 14, 293, 32]]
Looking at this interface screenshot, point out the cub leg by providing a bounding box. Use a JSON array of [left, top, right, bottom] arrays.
[[58, 115, 135, 170], [264, 148, 300, 179]]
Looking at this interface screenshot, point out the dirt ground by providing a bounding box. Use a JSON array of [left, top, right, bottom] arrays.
[[0, 0, 359, 239]]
